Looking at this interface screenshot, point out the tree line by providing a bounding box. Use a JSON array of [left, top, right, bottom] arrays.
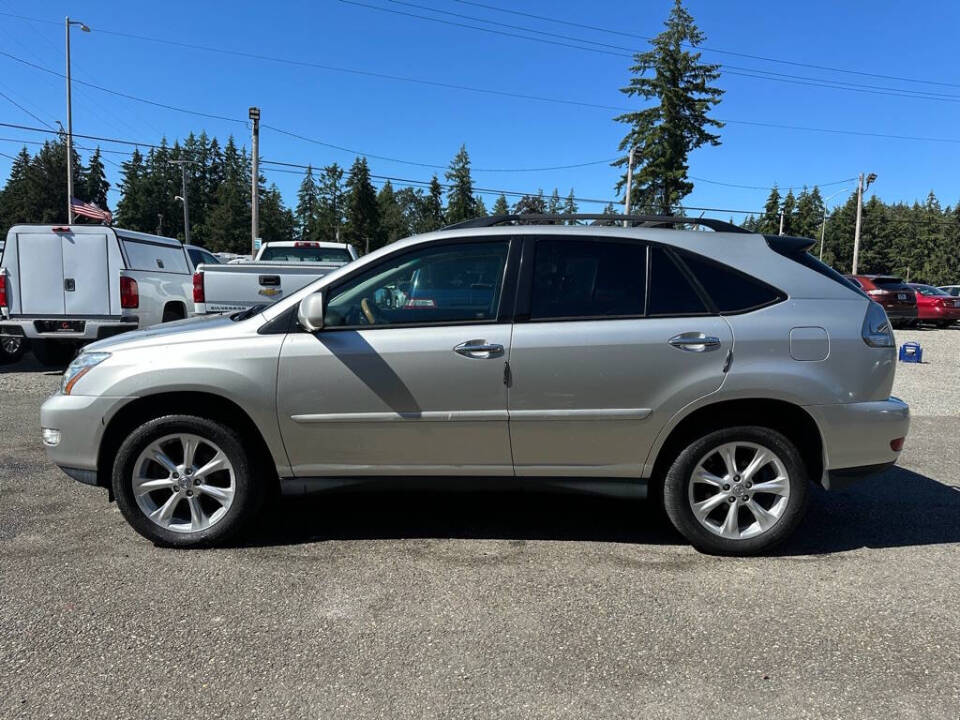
[[741, 186, 960, 286]]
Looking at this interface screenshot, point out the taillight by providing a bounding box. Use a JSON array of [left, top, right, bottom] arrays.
[[192, 272, 204, 303], [0, 273, 7, 308], [866, 289, 885, 296], [120, 276, 139, 309], [890, 437, 905, 451], [294, 241, 320, 248], [861, 301, 894, 348]]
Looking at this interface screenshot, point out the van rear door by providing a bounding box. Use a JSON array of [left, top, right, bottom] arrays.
[[14, 227, 119, 316]]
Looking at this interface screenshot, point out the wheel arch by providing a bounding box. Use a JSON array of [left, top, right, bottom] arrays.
[[161, 301, 187, 321], [648, 398, 825, 488], [97, 391, 278, 497]]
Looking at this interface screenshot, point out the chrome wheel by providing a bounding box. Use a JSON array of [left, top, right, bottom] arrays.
[[132, 433, 236, 534], [1, 336, 22, 354], [687, 441, 791, 540]]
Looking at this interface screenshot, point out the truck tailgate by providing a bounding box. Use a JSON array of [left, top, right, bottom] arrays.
[[197, 262, 341, 312]]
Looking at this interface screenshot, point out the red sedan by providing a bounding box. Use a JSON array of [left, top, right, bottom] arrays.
[[908, 283, 960, 327]]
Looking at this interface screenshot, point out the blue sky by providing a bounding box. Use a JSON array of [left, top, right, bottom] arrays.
[[1, 0, 958, 221]]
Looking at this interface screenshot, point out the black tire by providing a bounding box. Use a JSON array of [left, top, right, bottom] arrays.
[[0, 335, 27, 365], [662, 426, 809, 556], [32, 340, 77, 367], [112, 414, 265, 548]]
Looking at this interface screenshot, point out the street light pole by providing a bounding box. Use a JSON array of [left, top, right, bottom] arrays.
[[623, 146, 636, 227], [249, 107, 260, 256], [170, 160, 198, 244], [64, 17, 89, 224], [852, 172, 877, 275]]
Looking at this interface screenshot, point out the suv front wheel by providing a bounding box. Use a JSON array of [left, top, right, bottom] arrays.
[[112, 415, 264, 548], [663, 426, 809, 555]]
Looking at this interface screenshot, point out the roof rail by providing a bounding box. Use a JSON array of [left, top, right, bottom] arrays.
[[441, 214, 750, 234]]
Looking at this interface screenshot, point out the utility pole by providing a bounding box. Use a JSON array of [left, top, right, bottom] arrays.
[[249, 107, 260, 256], [64, 17, 89, 223], [623, 146, 636, 227], [852, 172, 877, 275], [778, 209, 785, 236], [170, 159, 199, 244]]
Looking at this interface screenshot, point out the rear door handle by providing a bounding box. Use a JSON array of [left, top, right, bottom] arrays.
[[669, 333, 722, 352], [454, 340, 504, 358]]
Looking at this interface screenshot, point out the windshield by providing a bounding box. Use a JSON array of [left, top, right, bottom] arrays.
[[259, 246, 352, 263], [914, 285, 948, 296]]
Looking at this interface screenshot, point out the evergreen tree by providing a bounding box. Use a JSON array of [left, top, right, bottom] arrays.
[[260, 184, 296, 244], [759, 186, 782, 234], [343, 157, 380, 254], [794, 186, 825, 240], [602, 202, 618, 216], [421, 175, 445, 231], [377, 180, 406, 245], [202, 137, 249, 253], [547, 188, 562, 216], [781, 189, 797, 236], [613, 0, 723, 214], [444, 145, 477, 224], [83, 148, 109, 210], [474, 194, 488, 217], [295, 165, 321, 241], [0, 147, 36, 235], [115, 148, 149, 230], [317, 163, 346, 242], [491, 193, 510, 216], [563, 188, 578, 224], [513, 190, 545, 215]]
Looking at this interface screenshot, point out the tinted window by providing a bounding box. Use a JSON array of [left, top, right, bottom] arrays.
[[325, 241, 508, 327], [122, 240, 189, 273], [260, 246, 353, 263], [678, 250, 783, 313], [647, 247, 708, 316], [530, 239, 646, 320]]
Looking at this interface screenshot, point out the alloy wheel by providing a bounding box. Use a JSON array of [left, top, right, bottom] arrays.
[[687, 441, 791, 540], [132, 433, 236, 534]]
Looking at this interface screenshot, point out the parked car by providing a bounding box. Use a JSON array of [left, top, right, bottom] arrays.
[[0, 225, 209, 366], [845, 275, 917, 327], [193, 240, 357, 314], [939, 285, 960, 297], [907, 283, 960, 327], [39, 215, 909, 555]]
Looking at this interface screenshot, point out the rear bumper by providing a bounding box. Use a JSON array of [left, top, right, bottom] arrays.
[[805, 397, 910, 489], [1, 316, 138, 342], [884, 305, 917, 322]]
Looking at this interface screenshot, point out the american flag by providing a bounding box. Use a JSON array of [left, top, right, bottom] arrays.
[[71, 197, 112, 224]]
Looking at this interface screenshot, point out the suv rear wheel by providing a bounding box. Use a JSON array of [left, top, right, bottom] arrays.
[[112, 415, 264, 548], [663, 426, 809, 555]]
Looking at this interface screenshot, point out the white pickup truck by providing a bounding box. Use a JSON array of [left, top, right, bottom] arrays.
[[0, 225, 217, 366], [193, 240, 358, 314]]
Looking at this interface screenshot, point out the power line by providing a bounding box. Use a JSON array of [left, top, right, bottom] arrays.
[[343, 0, 960, 104], [449, 0, 960, 91], [0, 88, 55, 129]]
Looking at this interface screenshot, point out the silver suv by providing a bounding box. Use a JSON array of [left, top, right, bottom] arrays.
[[39, 215, 910, 555]]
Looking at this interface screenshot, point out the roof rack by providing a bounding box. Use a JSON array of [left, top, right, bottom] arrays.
[[441, 214, 750, 234]]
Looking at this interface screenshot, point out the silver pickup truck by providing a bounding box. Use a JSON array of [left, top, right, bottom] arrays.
[[193, 240, 358, 314]]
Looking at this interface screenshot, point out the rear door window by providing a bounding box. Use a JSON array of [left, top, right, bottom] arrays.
[[647, 246, 709, 316], [123, 240, 189, 273], [676, 250, 784, 313], [529, 239, 646, 320]]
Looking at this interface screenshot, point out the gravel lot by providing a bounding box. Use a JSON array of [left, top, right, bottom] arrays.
[[1, 329, 958, 719]]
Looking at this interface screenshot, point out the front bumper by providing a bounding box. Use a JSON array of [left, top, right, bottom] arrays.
[[40, 392, 135, 482], [805, 397, 910, 489]]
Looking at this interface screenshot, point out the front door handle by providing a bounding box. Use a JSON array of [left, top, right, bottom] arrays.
[[454, 340, 504, 358], [668, 333, 722, 352]]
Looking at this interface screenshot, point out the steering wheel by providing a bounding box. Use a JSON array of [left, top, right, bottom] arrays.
[[360, 297, 379, 325]]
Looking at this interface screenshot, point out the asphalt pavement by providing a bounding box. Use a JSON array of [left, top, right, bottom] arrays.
[[1, 328, 958, 719]]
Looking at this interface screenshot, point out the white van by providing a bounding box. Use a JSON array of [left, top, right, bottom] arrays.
[[0, 225, 201, 365]]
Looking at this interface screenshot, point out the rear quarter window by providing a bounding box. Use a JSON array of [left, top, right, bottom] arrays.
[[676, 250, 785, 313], [647, 246, 709, 316], [123, 240, 189, 273]]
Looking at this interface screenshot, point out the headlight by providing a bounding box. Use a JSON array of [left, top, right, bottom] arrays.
[[60, 352, 111, 395]]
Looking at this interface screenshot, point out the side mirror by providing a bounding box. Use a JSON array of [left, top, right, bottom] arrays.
[[297, 292, 325, 332]]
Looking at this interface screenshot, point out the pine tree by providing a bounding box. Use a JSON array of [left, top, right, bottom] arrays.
[[781, 190, 797, 236], [343, 157, 380, 254], [0, 147, 35, 235], [491, 193, 510, 216], [444, 145, 477, 223], [474, 194, 488, 217], [759, 186, 782, 235], [260, 184, 296, 244], [513, 190, 545, 215], [613, 0, 723, 214], [317, 163, 346, 242], [295, 165, 321, 241], [83, 148, 110, 211], [203, 137, 250, 253], [377, 180, 406, 245], [563, 188, 578, 224], [115, 148, 149, 230], [547, 188, 562, 216], [421, 175, 445, 231]]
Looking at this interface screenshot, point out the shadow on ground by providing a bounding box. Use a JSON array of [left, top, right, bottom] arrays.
[[245, 466, 960, 555]]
